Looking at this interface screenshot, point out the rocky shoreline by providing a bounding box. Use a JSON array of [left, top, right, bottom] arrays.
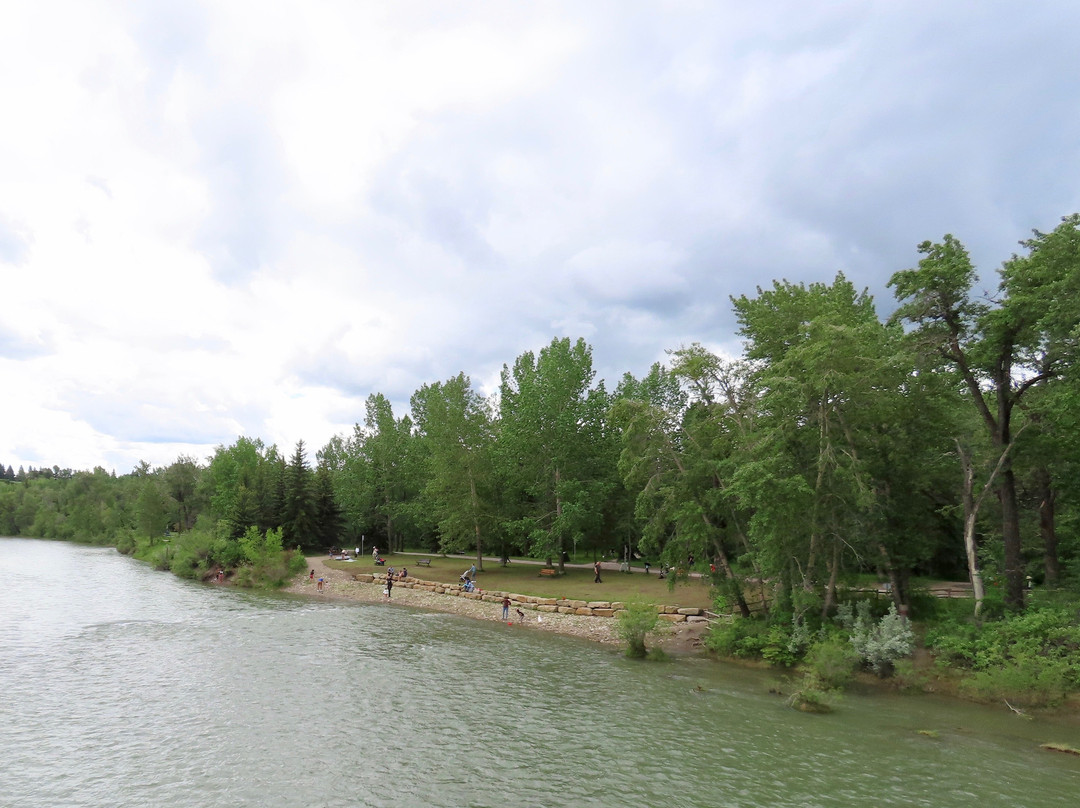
[[283, 557, 710, 653]]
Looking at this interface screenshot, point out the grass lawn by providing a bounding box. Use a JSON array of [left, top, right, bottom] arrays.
[[324, 555, 715, 610]]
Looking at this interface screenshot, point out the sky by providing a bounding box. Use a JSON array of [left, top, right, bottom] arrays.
[[2, 0, 1079, 475]]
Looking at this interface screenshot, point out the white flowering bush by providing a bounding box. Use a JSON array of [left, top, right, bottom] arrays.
[[846, 601, 914, 676]]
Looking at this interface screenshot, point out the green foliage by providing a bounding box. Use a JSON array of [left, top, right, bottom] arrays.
[[787, 676, 837, 713], [239, 525, 285, 566], [704, 617, 799, 667], [760, 623, 799, 667], [925, 607, 1080, 701], [615, 602, 660, 658], [805, 634, 860, 690], [960, 659, 1072, 708]]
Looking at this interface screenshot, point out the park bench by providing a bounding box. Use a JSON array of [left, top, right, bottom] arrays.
[[539, 567, 558, 577], [416, 558, 431, 567]]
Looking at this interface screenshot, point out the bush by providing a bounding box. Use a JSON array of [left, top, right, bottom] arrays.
[[616, 603, 660, 658], [805, 635, 859, 690], [114, 529, 137, 556], [959, 658, 1071, 708], [848, 602, 914, 676], [787, 674, 837, 713], [760, 623, 798, 667]]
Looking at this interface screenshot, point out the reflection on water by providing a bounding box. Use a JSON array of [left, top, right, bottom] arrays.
[[2, 537, 1078, 808]]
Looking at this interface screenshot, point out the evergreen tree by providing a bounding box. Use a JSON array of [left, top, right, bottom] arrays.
[[313, 463, 344, 549], [282, 440, 316, 547]]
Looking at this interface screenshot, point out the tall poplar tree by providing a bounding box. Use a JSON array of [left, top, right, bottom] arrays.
[[411, 373, 495, 568], [497, 337, 612, 572]]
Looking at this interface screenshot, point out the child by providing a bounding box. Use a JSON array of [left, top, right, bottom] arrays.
[[515, 608, 525, 624]]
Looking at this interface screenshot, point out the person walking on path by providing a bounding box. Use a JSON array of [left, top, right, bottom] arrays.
[[502, 596, 511, 620], [593, 560, 603, 583]]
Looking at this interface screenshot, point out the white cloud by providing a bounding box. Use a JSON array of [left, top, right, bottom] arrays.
[[2, 0, 1078, 473]]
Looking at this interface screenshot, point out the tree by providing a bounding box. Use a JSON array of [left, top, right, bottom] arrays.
[[164, 455, 201, 532], [889, 214, 1080, 609], [282, 440, 316, 547], [497, 338, 614, 572], [313, 461, 344, 549], [411, 373, 496, 569], [135, 477, 168, 541], [731, 274, 950, 615]]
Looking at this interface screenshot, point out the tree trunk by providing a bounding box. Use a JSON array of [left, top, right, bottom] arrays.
[[821, 540, 840, 619], [710, 534, 751, 618], [554, 467, 565, 573], [957, 445, 986, 617], [998, 466, 1025, 610], [469, 469, 483, 572]]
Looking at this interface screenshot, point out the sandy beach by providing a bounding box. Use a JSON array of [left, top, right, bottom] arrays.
[[283, 556, 709, 653]]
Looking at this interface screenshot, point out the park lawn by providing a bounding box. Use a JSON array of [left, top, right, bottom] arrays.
[[325, 555, 715, 610]]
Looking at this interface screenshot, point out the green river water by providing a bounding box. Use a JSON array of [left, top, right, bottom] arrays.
[[1, 537, 1078, 807]]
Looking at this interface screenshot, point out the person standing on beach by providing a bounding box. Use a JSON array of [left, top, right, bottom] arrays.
[[385, 572, 393, 600], [593, 560, 602, 583], [502, 595, 511, 620]]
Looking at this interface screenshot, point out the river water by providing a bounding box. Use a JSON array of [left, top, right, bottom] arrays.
[[2, 537, 1078, 807]]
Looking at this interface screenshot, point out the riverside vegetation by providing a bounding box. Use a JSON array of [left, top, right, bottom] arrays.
[[4, 212, 1080, 709]]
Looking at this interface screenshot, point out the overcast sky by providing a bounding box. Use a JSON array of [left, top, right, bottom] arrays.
[[2, 1, 1078, 474]]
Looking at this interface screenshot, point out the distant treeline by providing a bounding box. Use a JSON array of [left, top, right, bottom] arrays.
[[4, 214, 1080, 615]]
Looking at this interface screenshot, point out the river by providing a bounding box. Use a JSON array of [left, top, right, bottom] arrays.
[[1, 537, 1078, 807]]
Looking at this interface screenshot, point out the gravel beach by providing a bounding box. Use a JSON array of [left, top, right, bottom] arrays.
[[283, 556, 708, 652]]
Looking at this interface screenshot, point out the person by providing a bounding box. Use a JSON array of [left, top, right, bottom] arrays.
[[644, 561, 651, 575], [372, 546, 379, 559], [469, 564, 477, 580], [387, 566, 395, 579], [354, 546, 360, 558], [310, 569, 315, 580], [502, 595, 511, 620], [515, 608, 525, 624], [593, 560, 602, 583], [399, 567, 408, 580], [688, 553, 695, 567], [385, 573, 393, 600], [317, 577, 324, 592]]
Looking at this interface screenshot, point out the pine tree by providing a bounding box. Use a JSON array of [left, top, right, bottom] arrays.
[[282, 440, 316, 548], [313, 463, 344, 549]]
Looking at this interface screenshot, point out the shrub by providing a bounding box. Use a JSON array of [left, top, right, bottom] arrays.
[[849, 602, 914, 676], [616, 603, 660, 658], [760, 623, 798, 667], [787, 674, 837, 713], [114, 529, 137, 556], [706, 617, 766, 657], [805, 635, 859, 690], [959, 658, 1071, 708]]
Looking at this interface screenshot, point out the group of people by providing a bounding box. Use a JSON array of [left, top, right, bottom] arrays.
[[459, 564, 478, 592], [501, 595, 525, 623]]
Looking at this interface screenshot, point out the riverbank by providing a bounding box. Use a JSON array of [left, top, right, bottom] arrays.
[[283, 556, 709, 653]]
